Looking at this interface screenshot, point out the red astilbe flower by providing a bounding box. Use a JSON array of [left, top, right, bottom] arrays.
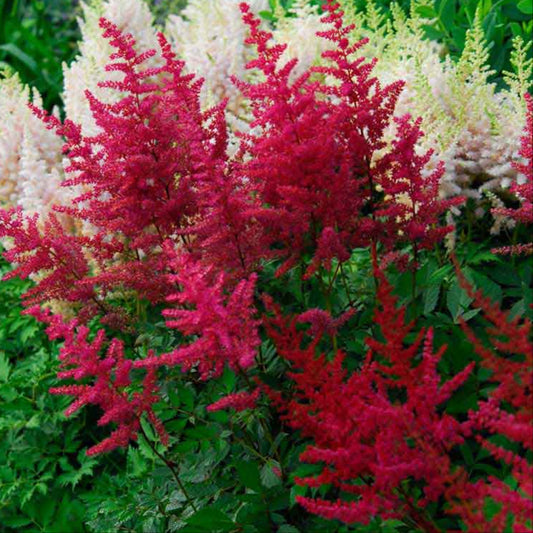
[[0, 20, 256, 453], [0, 18, 232, 315], [135, 247, 261, 380], [26, 306, 166, 456], [492, 92, 533, 255], [207, 388, 261, 412], [235, 1, 455, 277], [450, 265, 533, 532], [187, 148, 267, 279], [264, 280, 474, 530], [266, 260, 532, 531], [297, 307, 355, 338], [0, 209, 93, 307], [235, 2, 355, 277], [375, 115, 462, 249], [313, 3, 460, 251]]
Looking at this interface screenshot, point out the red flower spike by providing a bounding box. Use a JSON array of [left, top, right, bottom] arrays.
[[207, 389, 261, 412], [134, 250, 261, 380], [267, 259, 531, 530], [235, 0, 455, 278]]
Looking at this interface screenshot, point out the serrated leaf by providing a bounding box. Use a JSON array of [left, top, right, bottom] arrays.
[[235, 460, 262, 492], [423, 284, 440, 315], [446, 280, 474, 321], [0, 351, 10, 382], [186, 508, 235, 532], [260, 463, 281, 488], [128, 446, 148, 477]]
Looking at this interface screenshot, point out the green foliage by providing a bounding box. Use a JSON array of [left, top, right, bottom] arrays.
[[0, 0, 81, 109], [146, 0, 187, 24], [0, 253, 88, 532], [416, 0, 533, 87]]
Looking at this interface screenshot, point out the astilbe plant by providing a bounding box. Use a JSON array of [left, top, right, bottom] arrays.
[[265, 258, 532, 532], [27, 306, 166, 456], [135, 245, 261, 380], [0, 9, 524, 530], [0, 0, 461, 460], [0, 18, 241, 454], [450, 265, 533, 532], [492, 92, 533, 256], [235, 1, 459, 277]]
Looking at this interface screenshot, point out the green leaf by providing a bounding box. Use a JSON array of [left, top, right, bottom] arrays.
[[438, 0, 455, 29], [0, 351, 10, 382], [259, 10, 275, 21], [0, 43, 38, 73], [1, 516, 33, 528], [517, 0, 532, 14], [278, 526, 300, 533], [423, 284, 440, 315], [416, 5, 437, 18], [235, 460, 262, 492], [446, 280, 474, 321], [186, 508, 235, 532], [39, 496, 56, 527], [260, 462, 282, 488], [471, 271, 502, 304]]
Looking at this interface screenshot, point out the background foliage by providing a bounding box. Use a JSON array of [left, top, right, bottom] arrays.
[[0, 0, 81, 109]]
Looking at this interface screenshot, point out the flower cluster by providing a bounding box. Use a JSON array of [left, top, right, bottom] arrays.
[[268, 262, 531, 531], [1, 0, 529, 223], [0, 3, 531, 531], [0, 71, 63, 216], [492, 92, 533, 255], [0, 0, 456, 456], [28, 305, 166, 456], [236, 1, 457, 275]]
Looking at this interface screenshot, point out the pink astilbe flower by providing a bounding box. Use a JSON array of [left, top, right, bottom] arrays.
[[297, 307, 355, 338], [207, 388, 261, 412], [25, 306, 166, 456], [135, 249, 261, 380], [235, 1, 455, 277], [0, 19, 252, 454], [492, 93, 533, 255], [1, 18, 232, 314], [0, 209, 93, 307]]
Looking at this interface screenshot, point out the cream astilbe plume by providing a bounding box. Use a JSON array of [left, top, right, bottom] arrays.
[[165, 0, 267, 116], [273, 0, 330, 77], [343, 2, 525, 209], [0, 70, 63, 215], [63, 0, 159, 136], [17, 135, 64, 217]]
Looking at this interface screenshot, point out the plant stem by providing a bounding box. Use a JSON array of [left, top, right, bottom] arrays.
[[138, 425, 197, 512]]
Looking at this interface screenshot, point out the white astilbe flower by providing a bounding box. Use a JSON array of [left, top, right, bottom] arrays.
[[17, 134, 64, 216], [63, 0, 159, 136], [0, 71, 63, 215], [273, 0, 329, 77], [165, 0, 267, 115]]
